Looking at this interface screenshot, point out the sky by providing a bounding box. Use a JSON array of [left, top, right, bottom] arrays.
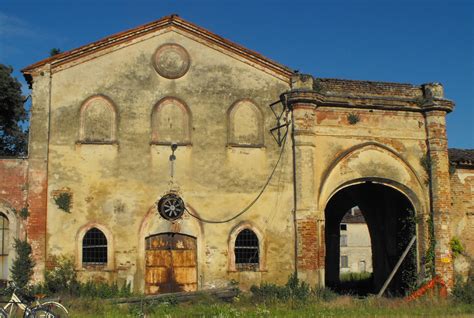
[[1, 0, 473, 148]]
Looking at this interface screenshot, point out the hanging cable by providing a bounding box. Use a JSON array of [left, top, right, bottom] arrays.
[[185, 133, 288, 224]]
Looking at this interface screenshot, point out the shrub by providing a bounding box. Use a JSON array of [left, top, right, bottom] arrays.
[[450, 237, 464, 257], [44, 256, 79, 294], [452, 276, 474, 304], [11, 239, 35, 289], [78, 280, 132, 299], [250, 273, 312, 302]]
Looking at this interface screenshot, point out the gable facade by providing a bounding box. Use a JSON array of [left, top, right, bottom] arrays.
[[0, 15, 471, 294]]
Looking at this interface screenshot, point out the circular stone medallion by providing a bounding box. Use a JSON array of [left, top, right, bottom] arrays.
[[153, 44, 190, 79]]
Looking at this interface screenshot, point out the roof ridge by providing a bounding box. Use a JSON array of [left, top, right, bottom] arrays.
[[21, 15, 293, 83]]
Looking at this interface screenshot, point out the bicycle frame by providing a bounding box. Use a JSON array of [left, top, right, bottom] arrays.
[[3, 290, 27, 315]]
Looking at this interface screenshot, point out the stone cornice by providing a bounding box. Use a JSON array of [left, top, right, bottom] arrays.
[[284, 90, 455, 113]]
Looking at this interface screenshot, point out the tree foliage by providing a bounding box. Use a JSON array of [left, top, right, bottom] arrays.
[[11, 238, 35, 288], [0, 64, 28, 156]]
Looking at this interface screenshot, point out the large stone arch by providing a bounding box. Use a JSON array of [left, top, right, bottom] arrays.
[[319, 142, 426, 214], [137, 202, 204, 293], [318, 143, 427, 295]]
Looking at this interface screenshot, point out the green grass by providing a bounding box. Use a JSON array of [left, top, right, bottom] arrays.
[[61, 293, 474, 317]]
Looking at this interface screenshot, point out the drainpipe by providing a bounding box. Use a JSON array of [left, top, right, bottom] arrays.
[[291, 108, 298, 278]]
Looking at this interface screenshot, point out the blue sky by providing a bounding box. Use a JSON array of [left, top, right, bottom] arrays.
[[1, 0, 473, 148]]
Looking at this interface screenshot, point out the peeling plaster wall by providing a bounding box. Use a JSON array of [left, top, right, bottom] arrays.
[[38, 30, 293, 291]]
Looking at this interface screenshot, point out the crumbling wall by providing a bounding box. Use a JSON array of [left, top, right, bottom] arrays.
[[450, 167, 474, 280]]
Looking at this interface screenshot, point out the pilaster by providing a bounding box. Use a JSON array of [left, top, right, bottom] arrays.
[[423, 83, 454, 288], [27, 65, 51, 281]]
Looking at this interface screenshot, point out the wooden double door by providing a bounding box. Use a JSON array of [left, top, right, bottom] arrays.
[[145, 233, 197, 294]]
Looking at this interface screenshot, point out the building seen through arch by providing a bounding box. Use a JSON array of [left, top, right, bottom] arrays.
[[0, 15, 472, 294]]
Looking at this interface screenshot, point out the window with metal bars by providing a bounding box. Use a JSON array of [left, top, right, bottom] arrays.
[[82, 228, 107, 264], [234, 229, 259, 270], [0, 214, 9, 256]]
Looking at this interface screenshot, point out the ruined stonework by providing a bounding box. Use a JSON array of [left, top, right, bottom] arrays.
[[448, 149, 474, 281], [0, 15, 470, 294]]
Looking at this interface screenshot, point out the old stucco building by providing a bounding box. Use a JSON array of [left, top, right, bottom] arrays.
[[0, 15, 472, 295], [339, 207, 373, 274]]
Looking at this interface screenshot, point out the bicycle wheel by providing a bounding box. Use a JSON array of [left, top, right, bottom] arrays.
[[30, 307, 55, 318], [39, 302, 68, 318]]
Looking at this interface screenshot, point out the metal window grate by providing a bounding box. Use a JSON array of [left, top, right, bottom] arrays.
[[235, 229, 259, 270], [83, 228, 107, 264]]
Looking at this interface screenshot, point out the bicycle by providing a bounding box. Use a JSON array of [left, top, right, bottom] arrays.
[[0, 282, 68, 318]]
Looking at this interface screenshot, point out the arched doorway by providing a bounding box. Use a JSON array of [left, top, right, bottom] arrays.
[[325, 182, 417, 296], [145, 232, 197, 294]]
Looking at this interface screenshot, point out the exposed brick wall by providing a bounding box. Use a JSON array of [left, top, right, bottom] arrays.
[[425, 110, 454, 288], [297, 218, 324, 271], [316, 78, 423, 99], [26, 161, 48, 281], [0, 159, 28, 210]]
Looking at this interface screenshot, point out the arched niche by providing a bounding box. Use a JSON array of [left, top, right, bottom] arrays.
[[79, 95, 117, 143], [151, 97, 191, 145], [227, 100, 264, 147]]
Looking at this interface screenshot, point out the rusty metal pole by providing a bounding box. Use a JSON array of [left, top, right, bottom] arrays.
[[377, 235, 417, 297]]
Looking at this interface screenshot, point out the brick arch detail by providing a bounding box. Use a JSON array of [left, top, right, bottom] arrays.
[[318, 142, 426, 213]]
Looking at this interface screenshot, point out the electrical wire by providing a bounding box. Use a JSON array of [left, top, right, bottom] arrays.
[[185, 133, 288, 224]]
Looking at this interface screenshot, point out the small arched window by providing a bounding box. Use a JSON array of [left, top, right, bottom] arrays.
[[0, 214, 9, 256], [82, 228, 107, 264], [228, 100, 263, 147], [0, 213, 9, 280], [234, 229, 259, 270], [79, 96, 117, 143]]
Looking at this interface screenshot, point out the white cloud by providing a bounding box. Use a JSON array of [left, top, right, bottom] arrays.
[[0, 12, 36, 38]]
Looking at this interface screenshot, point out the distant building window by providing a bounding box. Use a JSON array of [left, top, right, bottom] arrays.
[[235, 229, 259, 270], [82, 228, 107, 264], [340, 234, 348, 247], [359, 260, 366, 272], [340, 224, 347, 231], [341, 255, 349, 268]]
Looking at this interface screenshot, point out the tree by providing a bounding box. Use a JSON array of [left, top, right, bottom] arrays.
[[11, 238, 35, 289], [49, 48, 61, 56], [0, 64, 28, 156]]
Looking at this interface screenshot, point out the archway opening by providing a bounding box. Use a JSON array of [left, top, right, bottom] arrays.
[[325, 182, 417, 296]]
